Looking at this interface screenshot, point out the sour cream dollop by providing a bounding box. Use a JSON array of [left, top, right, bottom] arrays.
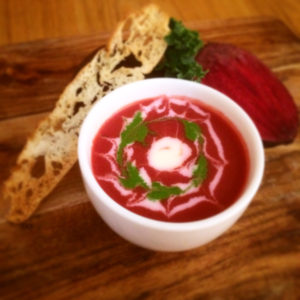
[[147, 137, 191, 171]]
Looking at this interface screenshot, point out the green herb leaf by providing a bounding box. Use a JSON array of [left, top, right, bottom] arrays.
[[192, 155, 208, 186], [117, 111, 149, 166], [158, 18, 207, 81], [119, 162, 148, 189], [147, 182, 182, 201], [181, 119, 203, 142]]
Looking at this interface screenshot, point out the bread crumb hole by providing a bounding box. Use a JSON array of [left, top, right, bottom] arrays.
[[26, 189, 33, 198], [53, 118, 64, 131], [51, 161, 63, 170], [53, 170, 60, 176], [15, 208, 23, 215], [31, 155, 46, 178], [91, 96, 98, 104], [143, 36, 153, 46], [73, 101, 85, 116], [96, 72, 101, 85], [112, 53, 142, 72], [76, 87, 83, 96]]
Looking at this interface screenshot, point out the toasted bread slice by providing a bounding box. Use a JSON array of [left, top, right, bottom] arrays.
[[2, 4, 169, 223]]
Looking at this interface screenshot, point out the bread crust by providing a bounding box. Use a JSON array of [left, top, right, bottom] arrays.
[[2, 4, 169, 223]]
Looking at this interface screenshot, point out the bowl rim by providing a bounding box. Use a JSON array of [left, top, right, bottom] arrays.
[[78, 78, 265, 232]]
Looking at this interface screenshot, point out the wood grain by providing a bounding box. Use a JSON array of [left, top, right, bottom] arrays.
[[0, 0, 300, 46], [0, 17, 300, 300]]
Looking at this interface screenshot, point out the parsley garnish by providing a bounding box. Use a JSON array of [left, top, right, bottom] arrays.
[[158, 18, 207, 81], [181, 119, 203, 143], [147, 182, 182, 201], [117, 111, 150, 167], [192, 155, 208, 186], [119, 162, 149, 189]]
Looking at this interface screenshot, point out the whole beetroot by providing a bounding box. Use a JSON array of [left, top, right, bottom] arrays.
[[196, 43, 299, 146]]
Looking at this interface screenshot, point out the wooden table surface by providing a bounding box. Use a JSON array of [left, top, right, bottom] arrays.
[[0, 0, 300, 46], [1, 1, 300, 299]]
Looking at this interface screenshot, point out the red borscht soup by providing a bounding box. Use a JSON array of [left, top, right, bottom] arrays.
[[91, 95, 249, 222]]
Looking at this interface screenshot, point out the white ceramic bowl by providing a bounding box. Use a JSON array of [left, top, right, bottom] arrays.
[[78, 78, 264, 252]]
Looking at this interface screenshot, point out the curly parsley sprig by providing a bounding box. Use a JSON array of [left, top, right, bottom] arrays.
[[157, 18, 207, 81]]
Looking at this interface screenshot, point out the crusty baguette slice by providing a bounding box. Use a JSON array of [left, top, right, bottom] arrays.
[[2, 4, 170, 223]]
